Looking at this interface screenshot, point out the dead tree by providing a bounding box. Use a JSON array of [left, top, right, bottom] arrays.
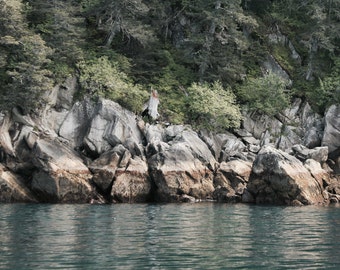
[[142, 89, 159, 121]]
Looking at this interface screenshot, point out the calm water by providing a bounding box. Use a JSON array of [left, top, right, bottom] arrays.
[[0, 203, 339, 269]]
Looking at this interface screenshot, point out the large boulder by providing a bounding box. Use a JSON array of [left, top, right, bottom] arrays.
[[200, 131, 246, 162], [59, 99, 144, 157], [89, 145, 152, 203], [322, 104, 340, 154], [147, 125, 216, 202], [247, 145, 327, 205], [0, 164, 37, 202], [111, 156, 152, 203], [89, 148, 122, 194], [213, 159, 252, 202], [58, 98, 95, 148], [30, 138, 102, 203]]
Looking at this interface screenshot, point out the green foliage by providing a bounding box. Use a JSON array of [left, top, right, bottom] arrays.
[[27, 0, 86, 82], [77, 56, 148, 112], [237, 72, 290, 116], [313, 57, 340, 110], [186, 81, 241, 131], [152, 50, 197, 124], [0, 0, 339, 125], [0, 0, 53, 113]]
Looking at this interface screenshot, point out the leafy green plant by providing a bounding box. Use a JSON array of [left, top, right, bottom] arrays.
[[237, 72, 290, 116], [77, 56, 148, 112], [186, 81, 242, 131]]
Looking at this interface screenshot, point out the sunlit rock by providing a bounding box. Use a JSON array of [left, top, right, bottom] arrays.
[[322, 104, 340, 154], [147, 129, 216, 202], [30, 138, 103, 203]]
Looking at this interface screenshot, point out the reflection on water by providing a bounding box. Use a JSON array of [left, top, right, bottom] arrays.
[[0, 203, 339, 269]]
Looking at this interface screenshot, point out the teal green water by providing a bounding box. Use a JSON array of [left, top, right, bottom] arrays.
[[0, 203, 339, 269]]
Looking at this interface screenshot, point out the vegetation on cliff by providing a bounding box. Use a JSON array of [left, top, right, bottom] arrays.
[[0, 0, 339, 129]]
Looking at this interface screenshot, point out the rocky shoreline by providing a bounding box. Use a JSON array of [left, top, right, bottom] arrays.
[[0, 80, 339, 205]]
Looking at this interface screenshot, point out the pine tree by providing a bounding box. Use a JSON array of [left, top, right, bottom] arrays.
[[0, 0, 53, 113], [27, 0, 86, 80]]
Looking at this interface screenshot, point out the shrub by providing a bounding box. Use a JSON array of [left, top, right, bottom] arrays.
[[186, 81, 242, 131], [237, 72, 290, 116], [77, 56, 148, 112]]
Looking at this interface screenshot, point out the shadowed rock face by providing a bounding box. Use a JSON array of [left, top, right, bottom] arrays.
[[0, 164, 37, 203], [247, 146, 327, 205], [213, 160, 252, 202]]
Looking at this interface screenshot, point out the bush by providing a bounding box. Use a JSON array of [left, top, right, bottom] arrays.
[[77, 56, 148, 112], [186, 81, 241, 131], [237, 72, 290, 116]]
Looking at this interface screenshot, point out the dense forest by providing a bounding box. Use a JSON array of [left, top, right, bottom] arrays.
[[0, 0, 339, 131]]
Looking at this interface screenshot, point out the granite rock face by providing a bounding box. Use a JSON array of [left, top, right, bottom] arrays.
[[247, 146, 327, 205], [30, 138, 103, 203], [147, 126, 215, 202], [322, 104, 340, 154], [0, 85, 339, 204], [0, 164, 37, 203], [213, 159, 252, 202]]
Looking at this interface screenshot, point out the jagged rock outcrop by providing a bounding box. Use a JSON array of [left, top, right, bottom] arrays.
[[241, 98, 323, 152], [0, 86, 339, 205], [0, 164, 37, 203], [59, 98, 143, 157], [147, 125, 216, 202], [29, 138, 103, 203], [246, 145, 327, 205], [213, 159, 252, 202], [199, 131, 247, 162], [292, 144, 328, 163]]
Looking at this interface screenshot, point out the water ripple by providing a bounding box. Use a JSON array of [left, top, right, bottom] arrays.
[[0, 203, 339, 269]]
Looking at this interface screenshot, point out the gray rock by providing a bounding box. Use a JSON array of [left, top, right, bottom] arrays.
[[89, 149, 121, 193], [145, 124, 165, 143], [0, 164, 37, 202], [59, 98, 96, 148], [322, 104, 340, 154], [84, 99, 143, 156], [111, 156, 151, 203], [30, 138, 103, 203], [148, 134, 215, 202], [248, 145, 327, 205], [59, 99, 144, 156], [292, 144, 328, 163], [242, 98, 323, 153], [200, 131, 246, 162]]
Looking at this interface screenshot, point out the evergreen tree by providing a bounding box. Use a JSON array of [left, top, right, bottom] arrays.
[[27, 0, 86, 80], [82, 0, 154, 47], [161, 0, 258, 83], [0, 0, 53, 113]]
